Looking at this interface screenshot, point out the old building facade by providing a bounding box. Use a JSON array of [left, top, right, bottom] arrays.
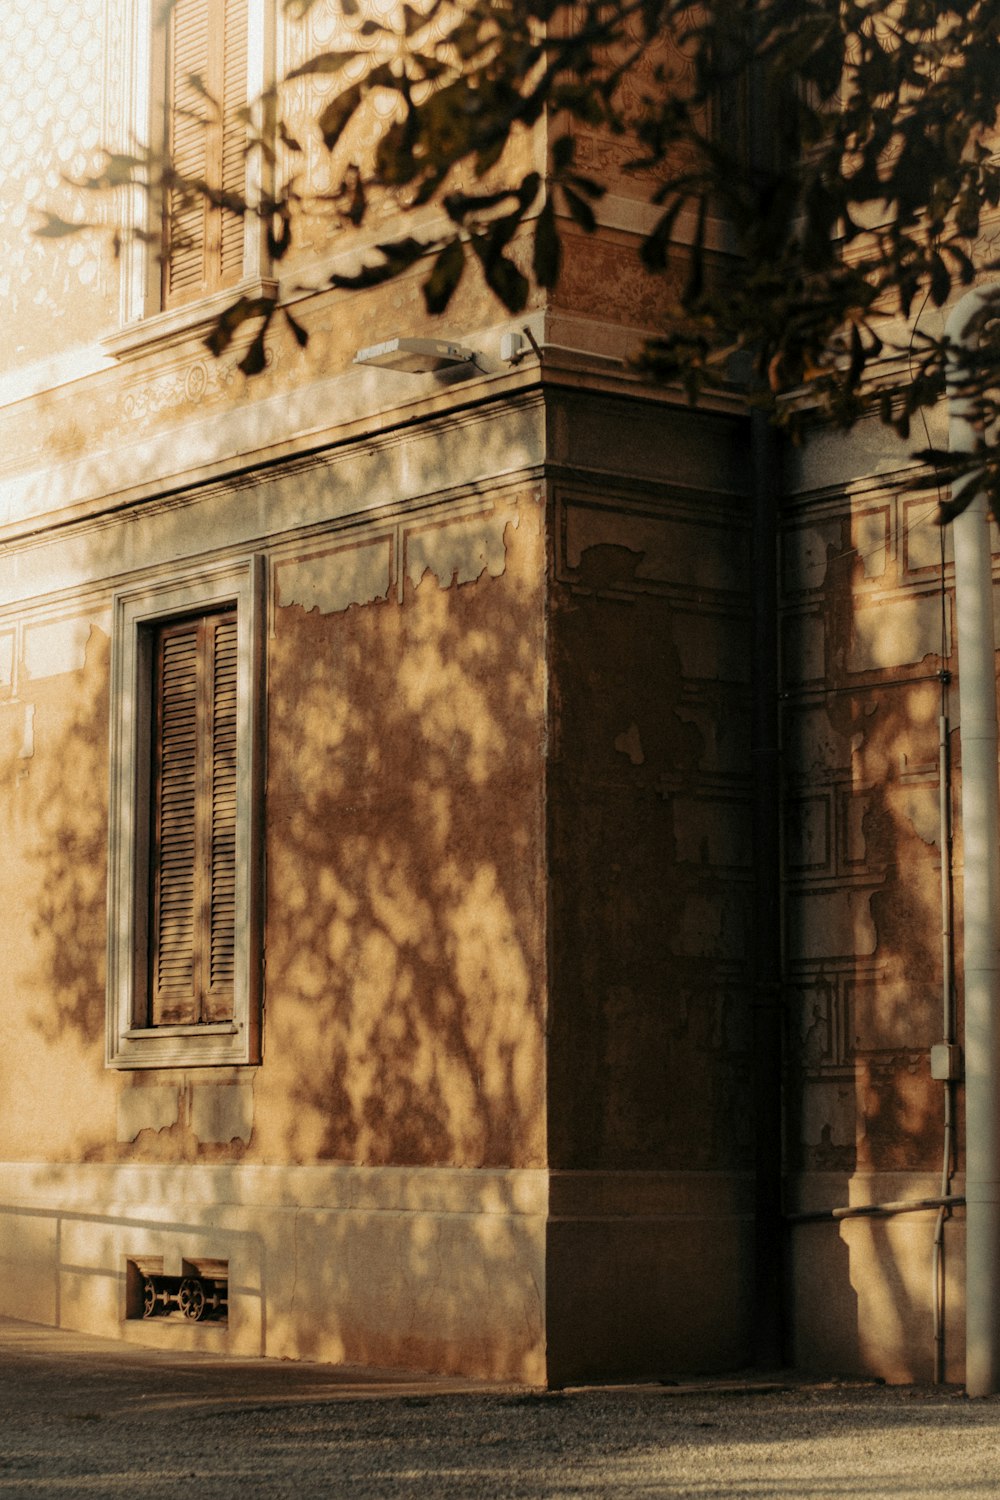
[[0, 0, 975, 1385]]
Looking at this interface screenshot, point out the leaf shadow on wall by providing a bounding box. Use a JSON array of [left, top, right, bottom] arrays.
[[261, 514, 547, 1171]]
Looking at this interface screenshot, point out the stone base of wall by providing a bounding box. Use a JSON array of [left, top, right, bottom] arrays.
[[0, 1162, 548, 1383], [787, 1172, 967, 1384], [546, 1171, 756, 1386], [0, 1164, 759, 1386]]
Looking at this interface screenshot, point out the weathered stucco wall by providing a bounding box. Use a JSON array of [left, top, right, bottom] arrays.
[[0, 0, 118, 372], [0, 484, 547, 1174], [7, 0, 979, 1390], [0, 613, 114, 1158], [257, 490, 548, 1170], [542, 397, 757, 1382], [0, 456, 551, 1380], [781, 458, 967, 1382], [544, 400, 753, 1174]]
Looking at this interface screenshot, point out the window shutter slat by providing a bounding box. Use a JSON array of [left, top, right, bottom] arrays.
[[148, 610, 238, 1027], [205, 616, 238, 1018], [165, 0, 210, 300], [220, 0, 249, 281], [150, 626, 199, 1025], [163, 0, 248, 307]]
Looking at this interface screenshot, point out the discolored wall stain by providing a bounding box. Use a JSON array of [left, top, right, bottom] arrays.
[[782, 485, 952, 1184], [546, 459, 754, 1174]]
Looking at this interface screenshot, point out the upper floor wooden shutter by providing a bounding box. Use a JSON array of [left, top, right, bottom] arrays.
[[149, 611, 238, 1025], [163, 0, 249, 307]]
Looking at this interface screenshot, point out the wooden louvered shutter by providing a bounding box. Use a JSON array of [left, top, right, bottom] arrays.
[[163, 0, 249, 307], [218, 0, 249, 286], [149, 612, 237, 1026], [205, 615, 238, 1018]]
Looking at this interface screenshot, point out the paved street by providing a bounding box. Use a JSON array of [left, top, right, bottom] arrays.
[[2, 1317, 1000, 1498]]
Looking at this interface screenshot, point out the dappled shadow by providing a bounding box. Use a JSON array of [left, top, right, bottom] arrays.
[[0, 621, 112, 1160], [260, 503, 546, 1169], [781, 497, 960, 1380], [546, 540, 754, 1173]]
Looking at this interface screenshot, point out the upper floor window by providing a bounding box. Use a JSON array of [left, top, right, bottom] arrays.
[[110, 0, 272, 335], [163, 0, 250, 308]]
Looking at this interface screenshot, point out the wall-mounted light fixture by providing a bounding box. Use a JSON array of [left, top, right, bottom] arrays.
[[353, 337, 475, 373]]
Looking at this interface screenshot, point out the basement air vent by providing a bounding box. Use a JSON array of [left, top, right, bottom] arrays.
[[126, 1257, 228, 1324]]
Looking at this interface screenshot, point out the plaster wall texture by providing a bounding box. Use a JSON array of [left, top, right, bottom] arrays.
[[780, 458, 967, 1382], [0, 471, 547, 1172], [0, 0, 117, 372], [4, 0, 976, 1393], [0, 435, 550, 1377], [0, 1161, 549, 1382], [0, 371, 761, 1382]]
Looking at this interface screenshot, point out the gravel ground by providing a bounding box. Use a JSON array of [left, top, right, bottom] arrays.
[[2, 1319, 999, 1498]]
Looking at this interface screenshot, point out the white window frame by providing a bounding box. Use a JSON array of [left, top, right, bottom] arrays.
[[111, 0, 274, 342], [106, 556, 264, 1069]]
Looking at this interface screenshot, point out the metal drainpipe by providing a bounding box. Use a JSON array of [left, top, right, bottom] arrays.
[[946, 286, 1000, 1397]]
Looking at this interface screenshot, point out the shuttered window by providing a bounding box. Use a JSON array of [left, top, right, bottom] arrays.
[[148, 611, 238, 1026], [163, 0, 249, 308]]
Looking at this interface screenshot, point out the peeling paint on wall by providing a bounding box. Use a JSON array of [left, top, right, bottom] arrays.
[[565, 505, 744, 593], [673, 797, 752, 868], [905, 499, 951, 572], [852, 508, 889, 580], [843, 794, 868, 862], [406, 510, 518, 591], [801, 1080, 856, 1155], [783, 612, 826, 684], [849, 594, 943, 671], [190, 1083, 254, 1145], [23, 616, 105, 680], [275, 537, 393, 615], [673, 612, 751, 683], [785, 796, 830, 870], [890, 785, 939, 849], [116, 1087, 180, 1144]]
